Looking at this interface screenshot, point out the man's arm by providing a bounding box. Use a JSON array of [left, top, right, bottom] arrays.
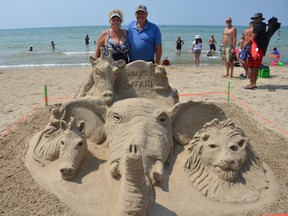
[[155, 45, 162, 65], [233, 27, 237, 48], [244, 32, 258, 47]]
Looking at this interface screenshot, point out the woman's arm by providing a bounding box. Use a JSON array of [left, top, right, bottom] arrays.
[[95, 30, 107, 58]]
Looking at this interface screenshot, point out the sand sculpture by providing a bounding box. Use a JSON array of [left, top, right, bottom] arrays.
[[26, 49, 278, 216], [185, 118, 269, 202]]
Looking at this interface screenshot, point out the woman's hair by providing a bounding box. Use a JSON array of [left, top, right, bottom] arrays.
[[109, 9, 124, 22], [195, 38, 202, 44]]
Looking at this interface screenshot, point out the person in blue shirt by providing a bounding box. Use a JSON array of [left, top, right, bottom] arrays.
[[127, 5, 162, 65], [272, 47, 280, 56]]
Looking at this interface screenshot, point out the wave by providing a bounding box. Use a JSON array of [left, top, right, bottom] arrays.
[[63, 51, 95, 55], [0, 63, 90, 68]]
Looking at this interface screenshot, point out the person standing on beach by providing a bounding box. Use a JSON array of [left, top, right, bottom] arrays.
[[191, 35, 202, 67], [127, 5, 162, 64], [221, 17, 237, 77], [176, 36, 184, 52], [239, 21, 255, 78], [51, 41, 55, 49], [208, 35, 217, 52], [95, 9, 130, 63], [243, 13, 266, 89]]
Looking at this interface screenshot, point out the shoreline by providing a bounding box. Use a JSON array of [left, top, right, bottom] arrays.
[[1, 62, 286, 69]]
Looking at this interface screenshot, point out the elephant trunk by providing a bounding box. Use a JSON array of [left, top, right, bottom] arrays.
[[119, 144, 155, 216]]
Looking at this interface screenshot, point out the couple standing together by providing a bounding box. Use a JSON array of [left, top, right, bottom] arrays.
[[95, 5, 162, 65]]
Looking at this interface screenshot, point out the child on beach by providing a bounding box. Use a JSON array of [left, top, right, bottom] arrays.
[[162, 56, 171, 65], [270, 47, 280, 59]]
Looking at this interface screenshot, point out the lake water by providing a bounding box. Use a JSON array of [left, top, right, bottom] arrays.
[[0, 25, 286, 68]]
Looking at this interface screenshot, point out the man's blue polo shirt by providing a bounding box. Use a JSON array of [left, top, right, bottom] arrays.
[[127, 20, 162, 62]]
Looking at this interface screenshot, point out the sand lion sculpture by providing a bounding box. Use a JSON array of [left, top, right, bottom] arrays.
[[26, 48, 278, 216]]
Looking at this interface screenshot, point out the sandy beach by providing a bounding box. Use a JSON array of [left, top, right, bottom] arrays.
[[0, 64, 288, 215]]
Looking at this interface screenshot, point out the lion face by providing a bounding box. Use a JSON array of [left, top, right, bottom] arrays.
[[200, 129, 248, 182], [185, 119, 269, 203]]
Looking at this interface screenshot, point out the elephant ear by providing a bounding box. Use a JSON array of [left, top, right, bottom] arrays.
[[170, 100, 227, 146], [61, 97, 108, 144]]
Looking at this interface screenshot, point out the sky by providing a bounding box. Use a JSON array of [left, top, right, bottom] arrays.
[[0, 0, 287, 29]]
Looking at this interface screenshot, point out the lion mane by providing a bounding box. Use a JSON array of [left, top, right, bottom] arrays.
[[185, 118, 269, 203]]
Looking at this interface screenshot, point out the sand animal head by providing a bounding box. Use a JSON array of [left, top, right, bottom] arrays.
[[49, 103, 62, 115], [185, 118, 269, 202], [105, 98, 173, 184], [155, 65, 167, 77], [89, 48, 126, 105], [59, 117, 87, 180]]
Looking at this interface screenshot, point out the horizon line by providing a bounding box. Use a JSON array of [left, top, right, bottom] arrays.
[[1, 24, 287, 31]]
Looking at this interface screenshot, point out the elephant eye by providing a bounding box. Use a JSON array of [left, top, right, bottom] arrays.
[[157, 112, 169, 124], [159, 116, 167, 122], [78, 141, 84, 147], [112, 113, 122, 123], [60, 140, 65, 145]]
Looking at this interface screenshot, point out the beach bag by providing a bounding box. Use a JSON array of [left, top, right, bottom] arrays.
[[250, 39, 260, 60], [241, 46, 250, 61], [263, 17, 281, 55], [229, 46, 237, 62]]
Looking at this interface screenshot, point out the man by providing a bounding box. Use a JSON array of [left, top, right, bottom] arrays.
[[221, 17, 237, 77], [208, 35, 217, 52], [127, 5, 162, 64], [239, 21, 255, 77], [243, 13, 266, 89], [85, 34, 90, 45]]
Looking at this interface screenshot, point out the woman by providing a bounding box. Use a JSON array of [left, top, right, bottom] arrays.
[[95, 10, 130, 63], [192, 35, 202, 67]]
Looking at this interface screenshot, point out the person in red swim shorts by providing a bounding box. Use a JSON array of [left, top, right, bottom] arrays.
[[243, 13, 266, 89]]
